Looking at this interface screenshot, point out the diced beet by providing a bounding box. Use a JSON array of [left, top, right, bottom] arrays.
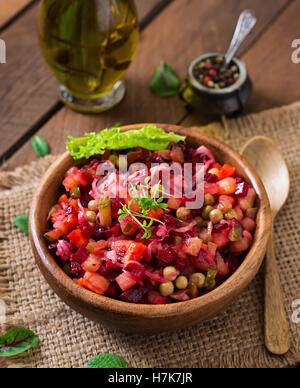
[[106, 282, 122, 298], [160, 214, 177, 229], [106, 224, 121, 238], [204, 173, 218, 183], [136, 148, 152, 163], [111, 199, 122, 219], [152, 296, 168, 305], [48, 241, 58, 252], [70, 260, 82, 275], [235, 182, 249, 198], [65, 205, 78, 217], [94, 227, 107, 240], [99, 260, 122, 280], [226, 256, 242, 274], [211, 231, 229, 248], [120, 287, 147, 303], [198, 248, 208, 262], [218, 243, 230, 259], [79, 195, 93, 208], [151, 155, 165, 164], [213, 222, 228, 232], [157, 246, 177, 264], [72, 245, 90, 264]]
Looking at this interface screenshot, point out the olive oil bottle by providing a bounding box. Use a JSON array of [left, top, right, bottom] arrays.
[[38, 0, 139, 112]]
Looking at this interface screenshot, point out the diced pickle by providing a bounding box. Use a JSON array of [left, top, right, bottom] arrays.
[[204, 266, 218, 290], [70, 187, 81, 198], [229, 225, 243, 242], [188, 281, 198, 298], [99, 198, 112, 227]]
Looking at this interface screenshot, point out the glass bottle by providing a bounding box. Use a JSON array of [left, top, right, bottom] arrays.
[[38, 0, 139, 113]]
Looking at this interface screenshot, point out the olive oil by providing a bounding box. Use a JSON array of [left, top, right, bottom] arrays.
[[39, 0, 139, 101]]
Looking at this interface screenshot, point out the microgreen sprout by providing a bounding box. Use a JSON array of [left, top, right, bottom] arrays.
[[118, 177, 168, 239]]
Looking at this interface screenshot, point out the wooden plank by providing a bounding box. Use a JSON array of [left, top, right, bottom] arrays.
[[181, 0, 299, 127], [0, 0, 34, 29], [0, 0, 165, 163], [1, 0, 290, 171], [242, 0, 300, 112]]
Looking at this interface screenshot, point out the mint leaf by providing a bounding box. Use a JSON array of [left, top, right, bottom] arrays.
[[150, 60, 180, 97], [0, 328, 39, 357], [31, 136, 50, 157], [66, 125, 185, 160], [13, 215, 29, 235], [87, 354, 128, 368]]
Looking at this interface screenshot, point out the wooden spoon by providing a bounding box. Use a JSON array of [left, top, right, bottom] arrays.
[[241, 136, 290, 355]]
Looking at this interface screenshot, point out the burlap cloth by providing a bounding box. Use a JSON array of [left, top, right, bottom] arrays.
[[0, 102, 300, 368]]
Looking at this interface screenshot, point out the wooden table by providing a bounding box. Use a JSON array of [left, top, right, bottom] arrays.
[[0, 0, 299, 368]]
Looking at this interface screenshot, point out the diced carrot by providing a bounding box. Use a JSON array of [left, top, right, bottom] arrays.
[[78, 272, 110, 295], [69, 199, 80, 211], [147, 207, 164, 220], [68, 229, 89, 248], [219, 164, 236, 179], [58, 194, 68, 206], [44, 229, 63, 242], [121, 242, 147, 264]]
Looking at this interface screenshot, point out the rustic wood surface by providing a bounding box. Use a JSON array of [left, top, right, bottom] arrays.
[[0, 0, 299, 366], [0, 0, 292, 170], [0, 0, 34, 29]]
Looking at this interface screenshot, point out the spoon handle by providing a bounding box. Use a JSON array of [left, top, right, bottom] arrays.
[[264, 225, 290, 355], [223, 10, 256, 68]]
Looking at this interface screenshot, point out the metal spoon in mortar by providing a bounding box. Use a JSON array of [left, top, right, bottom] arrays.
[[222, 10, 257, 70], [241, 136, 290, 355]]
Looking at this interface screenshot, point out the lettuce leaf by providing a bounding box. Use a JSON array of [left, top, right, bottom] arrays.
[[66, 125, 186, 160]]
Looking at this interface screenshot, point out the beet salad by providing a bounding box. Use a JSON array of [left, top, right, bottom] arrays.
[[44, 126, 257, 304]]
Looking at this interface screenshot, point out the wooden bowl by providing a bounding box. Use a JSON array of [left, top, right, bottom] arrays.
[[29, 124, 271, 333]]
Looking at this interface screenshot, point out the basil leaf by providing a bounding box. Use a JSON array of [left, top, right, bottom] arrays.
[[0, 328, 39, 357], [31, 136, 50, 157], [87, 353, 128, 369], [13, 215, 29, 235], [150, 60, 180, 97]]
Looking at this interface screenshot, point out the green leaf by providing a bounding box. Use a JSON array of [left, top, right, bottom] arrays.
[[159, 203, 168, 209], [0, 327, 39, 357], [150, 60, 180, 97], [13, 215, 29, 235], [66, 125, 185, 160], [87, 353, 128, 369], [31, 136, 50, 157]]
